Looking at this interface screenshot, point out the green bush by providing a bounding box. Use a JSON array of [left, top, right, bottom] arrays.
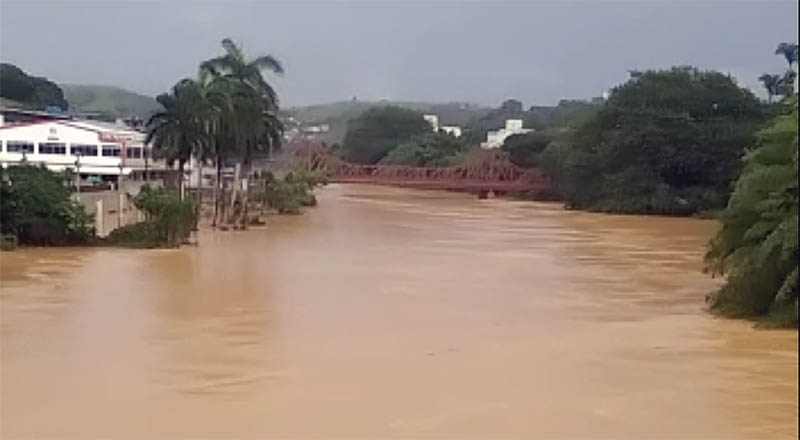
[[105, 222, 163, 248], [380, 132, 470, 167], [0, 165, 92, 246], [705, 98, 798, 327], [106, 186, 195, 248], [254, 170, 324, 215]]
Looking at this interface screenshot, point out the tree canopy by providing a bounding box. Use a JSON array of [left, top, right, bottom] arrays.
[[380, 132, 471, 167], [501, 131, 554, 168], [0, 165, 92, 245], [545, 66, 765, 215], [705, 98, 798, 327], [0, 63, 68, 110], [341, 106, 431, 164]]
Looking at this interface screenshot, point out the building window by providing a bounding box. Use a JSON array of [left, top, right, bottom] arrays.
[[39, 142, 67, 155], [102, 144, 121, 157], [6, 141, 35, 154], [126, 147, 143, 159], [71, 144, 98, 156]]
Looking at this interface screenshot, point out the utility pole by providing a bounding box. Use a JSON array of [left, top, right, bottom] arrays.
[[118, 162, 124, 229], [74, 154, 81, 201]]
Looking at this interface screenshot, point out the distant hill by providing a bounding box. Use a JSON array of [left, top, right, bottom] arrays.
[[284, 100, 492, 144], [61, 84, 161, 118]]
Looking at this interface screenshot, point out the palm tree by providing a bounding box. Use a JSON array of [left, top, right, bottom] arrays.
[[199, 38, 284, 226], [775, 42, 799, 69], [146, 79, 210, 199], [199, 38, 283, 110], [758, 73, 782, 103]]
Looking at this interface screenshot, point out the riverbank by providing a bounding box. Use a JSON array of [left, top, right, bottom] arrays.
[[2, 184, 796, 438]]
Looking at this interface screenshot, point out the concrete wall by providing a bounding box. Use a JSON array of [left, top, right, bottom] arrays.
[[75, 185, 144, 237]]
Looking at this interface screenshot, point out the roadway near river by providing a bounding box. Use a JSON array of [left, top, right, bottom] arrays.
[[1, 184, 797, 438]]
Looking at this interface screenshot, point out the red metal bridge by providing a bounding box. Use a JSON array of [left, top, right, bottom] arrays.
[[286, 142, 554, 195]]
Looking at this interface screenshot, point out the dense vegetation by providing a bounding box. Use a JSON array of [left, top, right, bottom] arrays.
[[0, 63, 68, 110], [540, 67, 764, 215], [380, 132, 471, 167], [0, 165, 92, 246], [705, 98, 798, 327], [501, 132, 554, 168], [340, 106, 432, 164], [107, 186, 196, 248]]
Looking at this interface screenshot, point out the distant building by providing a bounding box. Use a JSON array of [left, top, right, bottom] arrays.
[[423, 114, 439, 131], [440, 126, 462, 137], [480, 119, 532, 149], [424, 114, 462, 138]]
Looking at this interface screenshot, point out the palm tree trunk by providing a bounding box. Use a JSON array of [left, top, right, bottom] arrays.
[[228, 161, 241, 224], [178, 161, 185, 201], [212, 158, 221, 228], [239, 162, 251, 229]]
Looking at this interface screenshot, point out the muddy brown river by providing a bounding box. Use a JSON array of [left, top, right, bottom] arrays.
[[1, 184, 797, 438]]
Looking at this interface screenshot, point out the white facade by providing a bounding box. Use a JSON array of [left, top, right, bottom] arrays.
[[0, 120, 152, 176], [424, 114, 462, 138], [423, 114, 439, 131], [440, 125, 462, 137], [480, 119, 533, 149]]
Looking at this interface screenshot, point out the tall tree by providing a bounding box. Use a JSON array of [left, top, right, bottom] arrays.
[[775, 42, 799, 69], [759, 73, 782, 103], [199, 38, 283, 110], [146, 79, 210, 199], [341, 106, 431, 164]]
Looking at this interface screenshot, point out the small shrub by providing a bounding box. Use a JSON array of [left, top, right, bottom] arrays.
[[105, 222, 163, 248]]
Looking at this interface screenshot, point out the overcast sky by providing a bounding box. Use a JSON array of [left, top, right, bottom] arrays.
[[1, 1, 797, 107]]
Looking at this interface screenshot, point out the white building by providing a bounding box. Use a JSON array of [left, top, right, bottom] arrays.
[[480, 119, 533, 149], [423, 114, 439, 131], [424, 114, 462, 138], [440, 125, 462, 137], [0, 118, 164, 181]]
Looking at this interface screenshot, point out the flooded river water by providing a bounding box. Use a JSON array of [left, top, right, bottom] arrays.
[[1, 184, 797, 438]]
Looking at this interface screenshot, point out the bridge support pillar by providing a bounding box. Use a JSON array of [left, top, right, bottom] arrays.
[[478, 190, 489, 200]]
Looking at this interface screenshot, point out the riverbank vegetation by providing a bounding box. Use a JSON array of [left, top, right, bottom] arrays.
[[0, 165, 92, 248], [106, 186, 196, 248], [252, 170, 326, 215], [705, 98, 798, 327], [538, 67, 765, 215]]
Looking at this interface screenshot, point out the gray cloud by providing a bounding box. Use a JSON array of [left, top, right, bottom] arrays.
[[1, 0, 797, 107]]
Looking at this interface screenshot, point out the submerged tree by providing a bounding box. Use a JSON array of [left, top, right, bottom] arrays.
[[705, 97, 798, 327]]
